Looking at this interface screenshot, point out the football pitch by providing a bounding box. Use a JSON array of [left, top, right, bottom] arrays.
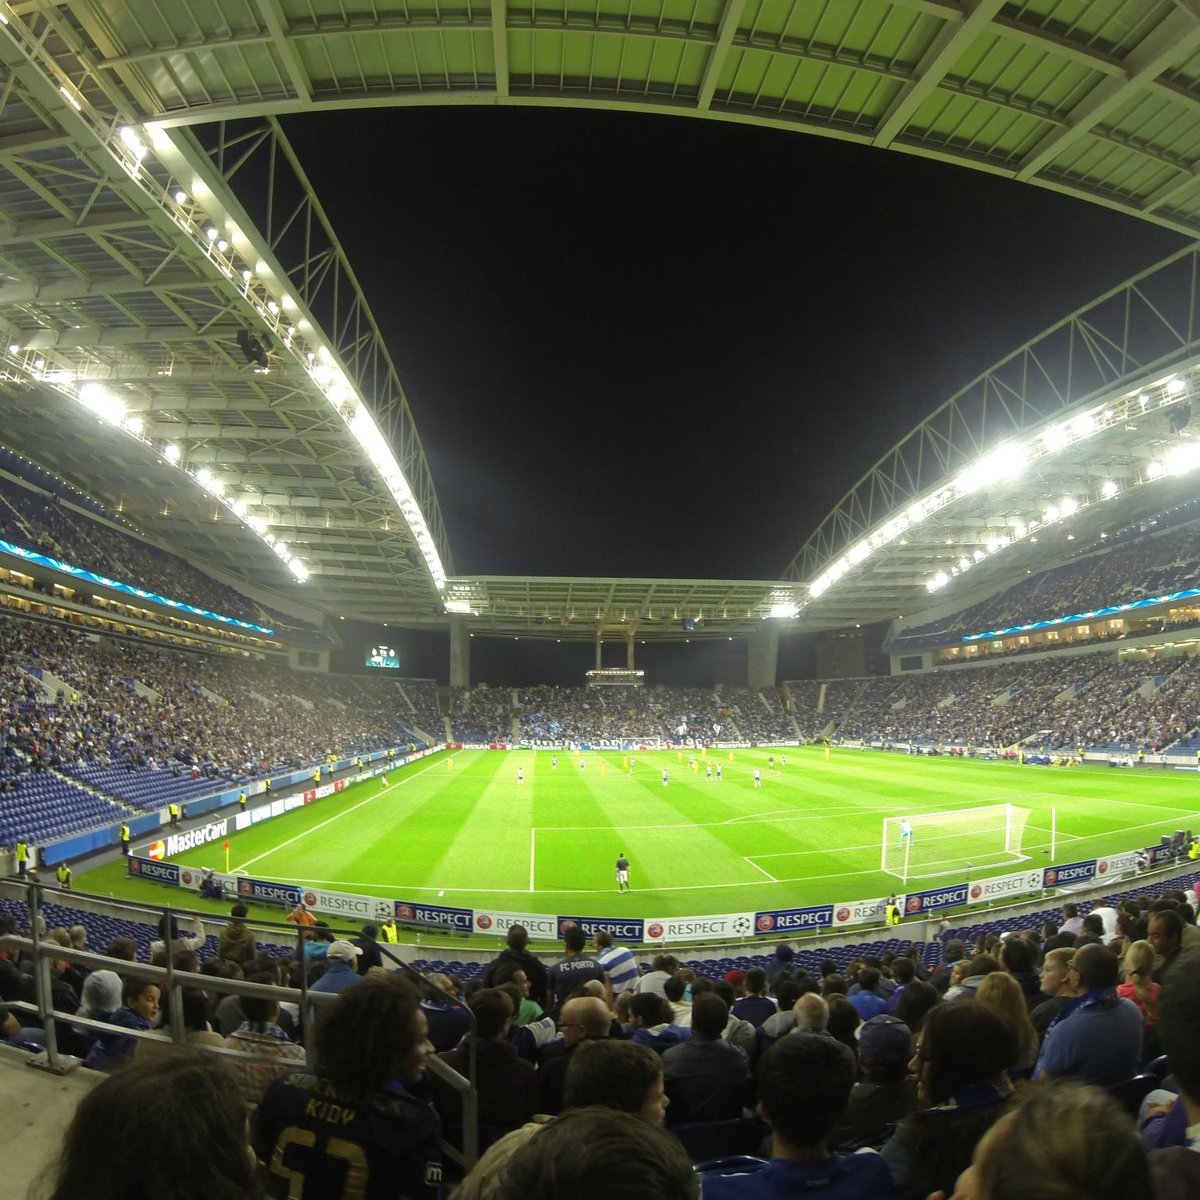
[[82, 747, 1200, 925]]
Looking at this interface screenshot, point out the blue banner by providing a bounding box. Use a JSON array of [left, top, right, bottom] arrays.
[[754, 905, 834, 934], [904, 882, 970, 915], [235, 877, 303, 907], [557, 915, 645, 942], [1042, 859, 1097, 889], [396, 901, 473, 932], [127, 856, 180, 886]]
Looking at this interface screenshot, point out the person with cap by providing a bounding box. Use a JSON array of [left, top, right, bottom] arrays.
[[830, 1013, 918, 1153], [310, 940, 364, 996]]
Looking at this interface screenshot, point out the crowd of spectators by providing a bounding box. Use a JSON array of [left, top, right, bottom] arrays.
[[513, 685, 794, 745], [7, 879, 1200, 1199], [0, 614, 418, 832], [891, 515, 1200, 652], [0, 466, 321, 640], [826, 653, 1200, 752]]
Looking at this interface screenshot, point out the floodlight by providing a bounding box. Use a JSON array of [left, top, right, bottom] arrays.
[[216, 238, 229, 252], [123, 414, 143, 435], [76, 382, 123, 425], [7, 343, 18, 353], [1167, 377, 1187, 396], [1165, 443, 1200, 475], [267, 300, 279, 314], [172, 188, 187, 203], [1147, 460, 1166, 479], [289, 560, 309, 582], [118, 126, 146, 159], [204, 225, 218, 239], [1059, 497, 1078, 516], [1100, 479, 1118, 499], [164, 442, 181, 463], [445, 600, 472, 614], [241, 268, 252, 282], [196, 468, 212, 486], [769, 602, 799, 619]]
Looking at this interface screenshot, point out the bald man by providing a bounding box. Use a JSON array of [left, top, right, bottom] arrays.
[[538, 995, 612, 1115]]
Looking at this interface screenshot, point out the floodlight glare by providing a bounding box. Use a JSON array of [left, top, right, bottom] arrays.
[[163, 442, 181, 463], [1168, 377, 1187, 396], [769, 602, 799, 619], [1147, 460, 1166, 479], [1165, 443, 1200, 475], [1100, 479, 1118, 498], [76, 382, 124, 425], [172, 188, 187, 203], [204, 225, 218, 240]]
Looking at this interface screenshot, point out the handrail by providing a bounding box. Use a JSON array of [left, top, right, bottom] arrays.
[[1, 881, 482, 1171]]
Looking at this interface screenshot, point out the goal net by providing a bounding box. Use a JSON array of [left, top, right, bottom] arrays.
[[881, 804, 1032, 883]]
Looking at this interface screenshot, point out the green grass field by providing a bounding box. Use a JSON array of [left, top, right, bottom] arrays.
[[77, 748, 1200, 925]]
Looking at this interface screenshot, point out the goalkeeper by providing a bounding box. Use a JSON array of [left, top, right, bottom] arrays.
[[899, 819, 913, 846]]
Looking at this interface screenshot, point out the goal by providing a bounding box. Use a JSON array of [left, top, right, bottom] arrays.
[[881, 804, 1032, 883]]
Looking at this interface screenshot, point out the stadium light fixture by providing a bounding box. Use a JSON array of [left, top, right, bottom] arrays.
[[769, 602, 799, 619], [1165, 442, 1200, 475], [1101, 479, 1118, 499], [76, 382, 124, 425], [1168, 377, 1187, 396], [163, 442, 181, 463]]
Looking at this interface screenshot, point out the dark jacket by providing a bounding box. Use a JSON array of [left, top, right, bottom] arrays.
[[483, 948, 551, 1009], [435, 1037, 539, 1145]]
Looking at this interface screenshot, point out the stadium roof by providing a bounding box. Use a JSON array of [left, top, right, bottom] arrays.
[[4, 0, 1200, 639]]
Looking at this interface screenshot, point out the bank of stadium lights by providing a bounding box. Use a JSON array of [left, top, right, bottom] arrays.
[[810, 370, 1198, 601], [70, 381, 310, 582]]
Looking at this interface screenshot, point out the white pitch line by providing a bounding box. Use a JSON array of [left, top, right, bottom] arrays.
[[529, 827, 536, 892], [234, 757, 447, 872], [743, 856, 779, 881]]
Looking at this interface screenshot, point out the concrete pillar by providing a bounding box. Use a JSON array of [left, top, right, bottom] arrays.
[[449, 616, 470, 687], [626, 632, 635, 669], [595, 628, 602, 669], [748, 626, 779, 689]]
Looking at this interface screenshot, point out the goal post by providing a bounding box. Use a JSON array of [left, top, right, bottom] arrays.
[[881, 803, 1032, 883]]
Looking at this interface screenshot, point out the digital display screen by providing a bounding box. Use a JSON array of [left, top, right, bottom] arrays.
[[366, 644, 399, 669]]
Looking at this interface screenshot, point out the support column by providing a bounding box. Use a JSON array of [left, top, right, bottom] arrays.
[[748, 626, 779, 689], [626, 631, 635, 669], [595, 628, 602, 669], [449, 616, 471, 688]]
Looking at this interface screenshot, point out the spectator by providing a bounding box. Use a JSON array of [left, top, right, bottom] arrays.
[[351, 924, 384, 974], [222, 974, 306, 1106], [483, 925, 549, 1010], [564, 1038, 670, 1125], [254, 975, 442, 1200], [963, 1080, 1154, 1200], [593, 929, 639, 997], [36, 1051, 261, 1200], [849, 967, 888, 1021], [996, 937, 1040, 1007], [1030, 947, 1076, 1044], [1117, 938, 1161, 1055], [830, 1013, 916, 1153], [546, 925, 607, 1014], [148, 912, 206, 962], [702, 1034, 891, 1199], [628, 993, 691, 1055], [662, 973, 691, 1028], [1148, 909, 1185, 983], [308, 940, 363, 997], [636, 953, 679, 998], [662, 992, 753, 1122], [945, 954, 1000, 1002], [894, 979, 940, 1036], [83, 977, 160, 1072], [1035, 944, 1143, 1086], [496, 1107, 697, 1200], [218, 904, 256, 969], [976, 972, 1038, 1075], [881, 1001, 1017, 1200], [537, 994, 610, 1115], [435, 987, 538, 1146], [766, 943, 795, 985], [731, 968, 776, 1028]]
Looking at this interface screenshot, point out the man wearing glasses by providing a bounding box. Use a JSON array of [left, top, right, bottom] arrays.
[[1034, 944, 1143, 1086], [538, 994, 611, 1114]]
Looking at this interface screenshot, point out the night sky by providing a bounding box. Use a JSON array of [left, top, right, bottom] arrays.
[[281, 107, 1188, 684], [282, 106, 1187, 583]]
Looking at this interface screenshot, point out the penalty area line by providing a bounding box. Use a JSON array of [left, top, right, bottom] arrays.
[[743, 856, 779, 882]]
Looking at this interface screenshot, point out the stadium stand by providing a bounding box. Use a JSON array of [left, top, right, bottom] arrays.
[[0, 612, 431, 842], [889, 510, 1200, 653], [0, 453, 325, 642]]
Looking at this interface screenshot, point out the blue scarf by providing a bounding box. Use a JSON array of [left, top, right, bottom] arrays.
[[1045, 986, 1118, 1035]]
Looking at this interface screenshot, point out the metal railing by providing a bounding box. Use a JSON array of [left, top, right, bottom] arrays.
[[0, 880, 481, 1171]]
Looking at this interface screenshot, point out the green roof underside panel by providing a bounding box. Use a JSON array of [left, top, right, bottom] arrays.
[[18, 0, 1198, 237]]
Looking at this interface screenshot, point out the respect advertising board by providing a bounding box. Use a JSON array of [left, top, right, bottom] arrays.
[[127, 855, 181, 886], [472, 909, 560, 940], [904, 882, 970, 915], [966, 868, 1044, 906], [300, 887, 396, 923], [754, 905, 834, 934], [831, 897, 891, 928], [1042, 859, 1097, 889], [236, 876, 304, 907], [643, 914, 755, 944], [395, 900, 474, 932], [557, 915, 645, 942]]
